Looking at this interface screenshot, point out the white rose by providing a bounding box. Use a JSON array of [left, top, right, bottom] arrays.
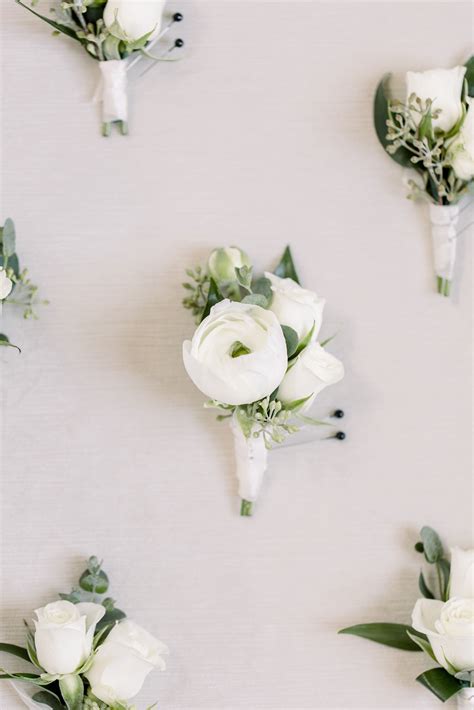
[[265, 272, 325, 343], [183, 300, 288, 406], [104, 0, 166, 41], [85, 620, 168, 706], [406, 66, 466, 133], [208, 247, 251, 284], [0, 267, 13, 300], [412, 597, 474, 672], [448, 98, 474, 181], [34, 601, 105, 675], [450, 547, 474, 599], [277, 342, 344, 408]]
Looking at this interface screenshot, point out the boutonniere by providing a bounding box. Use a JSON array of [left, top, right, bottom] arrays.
[[0, 218, 47, 353], [374, 57, 474, 296], [17, 0, 185, 136], [340, 527, 474, 707], [182, 246, 345, 516], [0, 556, 168, 709]]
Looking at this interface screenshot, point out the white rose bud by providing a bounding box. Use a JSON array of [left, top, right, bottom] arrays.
[[208, 247, 251, 285], [85, 620, 168, 706], [448, 98, 474, 181], [277, 342, 344, 409], [412, 597, 474, 672], [406, 66, 466, 133], [104, 0, 166, 41], [183, 300, 288, 405], [265, 272, 325, 343], [34, 601, 105, 675], [0, 267, 13, 300], [449, 547, 474, 599]]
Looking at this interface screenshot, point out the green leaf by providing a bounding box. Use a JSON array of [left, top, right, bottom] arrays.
[[103, 34, 122, 60], [283, 395, 312, 412], [200, 278, 224, 322], [373, 76, 412, 167], [338, 623, 424, 651], [0, 643, 30, 662], [0, 669, 51, 684], [420, 526, 443, 564], [59, 674, 84, 710], [2, 218, 16, 258], [97, 606, 126, 632], [241, 294, 268, 308], [235, 265, 253, 290], [252, 277, 273, 302], [418, 109, 434, 142], [465, 56, 474, 98], [293, 322, 315, 358], [416, 667, 462, 702], [406, 631, 437, 662], [319, 333, 337, 349], [438, 559, 451, 602], [0, 334, 21, 353], [230, 341, 252, 358], [419, 571, 435, 599], [0, 252, 20, 278], [274, 246, 300, 284], [281, 325, 298, 357], [32, 690, 65, 710], [15, 1, 84, 44]]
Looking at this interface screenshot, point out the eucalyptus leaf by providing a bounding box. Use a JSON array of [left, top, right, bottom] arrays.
[[465, 56, 474, 97], [0, 252, 20, 278], [2, 218, 16, 258], [419, 571, 435, 599], [420, 526, 443, 563], [97, 606, 126, 631], [241, 294, 268, 308], [274, 246, 300, 284], [252, 277, 273, 302], [200, 278, 224, 322], [338, 623, 425, 651], [235, 265, 252, 290], [416, 667, 462, 702], [281, 325, 298, 358], [79, 569, 109, 594], [103, 34, 122, 61], [0, 643, 30, 662]]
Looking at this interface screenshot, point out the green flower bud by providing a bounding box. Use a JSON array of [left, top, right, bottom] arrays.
[[208, 247, 251, 284]]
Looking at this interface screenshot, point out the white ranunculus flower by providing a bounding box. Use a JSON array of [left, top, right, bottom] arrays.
[[277, 342, 344, 408], [406, 66, 466, 133], [85, 620, 168, 706], [183, 300, 288, 405], [412, 597, 474, 672], [104, 0, 166, 41], [0, 267, 13, 300], [208, 247, 251, 284], [450, 547, 474, 599], [265, 272, 325, 343], [34, 600, 105, 675], [448, 98, 474, 181]]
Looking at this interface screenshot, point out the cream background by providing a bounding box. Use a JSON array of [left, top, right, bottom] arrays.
[[0, 1, 473, 708]]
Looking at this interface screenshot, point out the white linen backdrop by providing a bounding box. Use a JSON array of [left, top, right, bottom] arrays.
[[0, 1, 472, 708]]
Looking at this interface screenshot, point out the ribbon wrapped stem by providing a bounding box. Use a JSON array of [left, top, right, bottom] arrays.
[[429, 204, 460, 297], [231, 415, 268, 517]]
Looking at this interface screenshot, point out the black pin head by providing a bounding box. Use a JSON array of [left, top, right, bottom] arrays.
[[174, 38, 184, 48], [333, 409, 345, 419], [335, 431, 346, 441], [173, 12, 184, 22]]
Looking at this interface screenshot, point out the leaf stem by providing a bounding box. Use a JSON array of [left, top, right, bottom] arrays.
[[240, 499, 253, 516]]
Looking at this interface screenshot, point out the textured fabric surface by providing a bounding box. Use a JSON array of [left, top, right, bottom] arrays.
[[0, 1, 472, 708]]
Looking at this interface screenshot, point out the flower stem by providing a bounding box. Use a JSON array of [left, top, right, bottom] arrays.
[[437, 277, 451, 297], [240, 499, 253, 516]]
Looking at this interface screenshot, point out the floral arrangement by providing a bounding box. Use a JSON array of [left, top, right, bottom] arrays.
[[374, 57, 474, 296], [0, 556, 168, 709], [0, 218, 47, 353], [17, 0, 184, 135], [340, 527, 474, 707], [182, 246, 345, 516]]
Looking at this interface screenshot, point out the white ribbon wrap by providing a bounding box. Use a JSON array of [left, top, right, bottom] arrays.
[[429, 203, 460, 284], [457, 688, 474, 708], [98, 59, 128, 124], [230, 416, 268, 503]]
